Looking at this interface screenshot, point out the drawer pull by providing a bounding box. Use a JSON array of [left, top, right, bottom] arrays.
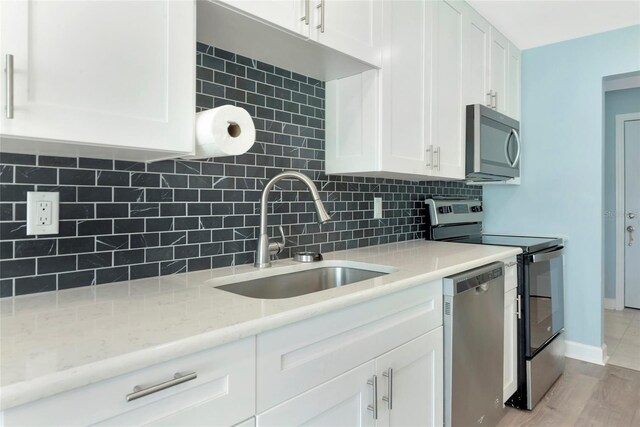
[[126, 372, 197, 402]]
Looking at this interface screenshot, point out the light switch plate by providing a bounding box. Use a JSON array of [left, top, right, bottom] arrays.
[[27, 192, 59, 235], [373, 197, 383, 219]]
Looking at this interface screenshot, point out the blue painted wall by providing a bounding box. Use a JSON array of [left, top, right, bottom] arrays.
[[483, 25, 640, 348], [604, 87, 640, 299]]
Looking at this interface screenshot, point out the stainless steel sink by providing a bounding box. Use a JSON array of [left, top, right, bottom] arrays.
[[217, 266, 389, 299]]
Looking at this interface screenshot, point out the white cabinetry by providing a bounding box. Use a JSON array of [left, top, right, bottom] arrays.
[[503, 258, 519, 403], [217, 0, 381, 67], [325, 0, 522, 181], [0, 0, 195, 161], [219, 0, 310, 37], [489, 27, 509, 114], [431, 0, 466, 179], [3, 338, 256, 427], [255, 280, 443, 424], [376, 328, 444, 427], [256, 361, 376, 427], [257, 329, 443, 427], [506, 42, 522, 120], [313, 0, 382, 67]]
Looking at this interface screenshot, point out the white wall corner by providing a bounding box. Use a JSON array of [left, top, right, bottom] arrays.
[[604, 298, 617, 310], [565, 340, 608, 365]]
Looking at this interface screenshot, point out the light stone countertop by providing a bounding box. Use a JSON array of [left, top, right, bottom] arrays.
[[0, 240, 521, 410]]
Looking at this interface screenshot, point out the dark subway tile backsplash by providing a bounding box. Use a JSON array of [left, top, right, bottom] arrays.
[[0, 42, 481, 297]]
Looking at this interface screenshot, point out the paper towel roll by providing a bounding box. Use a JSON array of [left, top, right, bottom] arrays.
[[190, 105, 255, 159]]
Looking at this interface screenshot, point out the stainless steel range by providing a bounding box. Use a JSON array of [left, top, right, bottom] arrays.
[[425, 198, 565, 410]]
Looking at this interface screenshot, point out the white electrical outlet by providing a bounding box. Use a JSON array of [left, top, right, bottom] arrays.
[[373, 197, 383, 219], [27, 192, 59, 235]]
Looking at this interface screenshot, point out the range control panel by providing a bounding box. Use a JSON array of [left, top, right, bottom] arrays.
[[425, 199, 483, 226]]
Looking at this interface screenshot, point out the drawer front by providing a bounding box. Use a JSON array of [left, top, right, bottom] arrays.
[[504, 256, 518, 292], [256, 281, 442, 412], [4, 337, 256, 427]]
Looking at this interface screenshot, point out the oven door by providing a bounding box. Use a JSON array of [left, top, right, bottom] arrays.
[[524, 247, 564, 357]]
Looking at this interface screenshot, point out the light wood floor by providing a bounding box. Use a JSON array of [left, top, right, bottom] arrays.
[[605, 308, 640, 371], [497, 358, 640, 426]]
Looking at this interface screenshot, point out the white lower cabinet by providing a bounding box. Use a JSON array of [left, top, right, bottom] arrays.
[[3, 338, 256, 427], [257, 328, 443, 427], [256, 361, 377, 427], [376, 328, 444, 427]]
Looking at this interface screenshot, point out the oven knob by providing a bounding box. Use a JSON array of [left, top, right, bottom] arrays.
[[438, 207, 447, 214], [471, 206, 478, 212]]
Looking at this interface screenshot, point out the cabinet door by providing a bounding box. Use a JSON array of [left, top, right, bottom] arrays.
[[256, 361, 376, 427], [0, 0, 194, 158], [219, 0, 309, 38], [462, 4, 491, 107], [503, 288, 518, 403], [377, 328, 444, 427], [311, 0, 382, 67], [432, 0, 466, 179], [379, 0, 432, 177], [489, 26, 508, 114], [506, 42, 521, 120]]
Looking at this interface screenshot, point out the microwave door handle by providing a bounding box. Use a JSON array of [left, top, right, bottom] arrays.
[[504, 129, 521, 168], [511, 129, 521, 167]]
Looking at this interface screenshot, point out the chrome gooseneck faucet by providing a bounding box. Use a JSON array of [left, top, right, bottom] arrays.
[[255, 171, 331, 268]]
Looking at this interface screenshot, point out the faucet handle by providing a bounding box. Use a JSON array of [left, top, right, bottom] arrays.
[[268, 226, 286, 257]]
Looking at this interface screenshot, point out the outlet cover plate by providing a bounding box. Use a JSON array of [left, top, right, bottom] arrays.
[[27, 192, 59, 235]]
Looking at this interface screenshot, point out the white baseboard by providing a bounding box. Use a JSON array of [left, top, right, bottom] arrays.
[[604, 298, 617, 310], [565, 340, 608, 365]]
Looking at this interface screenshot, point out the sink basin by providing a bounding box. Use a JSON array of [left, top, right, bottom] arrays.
[[217, 266, 389, 299]]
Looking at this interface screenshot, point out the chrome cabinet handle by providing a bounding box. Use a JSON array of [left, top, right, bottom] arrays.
[[382, 368, 393, 410], [434, 146, 441, 171], [367, 375, 378, 419], [300, 0, 309, 24], [426, 146, 432, 168], [515, 295, 521, 319], [5, 54, 13, 119], [491, 91, 497, 110], [486, 91, 492, 107], [126, 372, 197, 402], [316, 0, 325, 33]]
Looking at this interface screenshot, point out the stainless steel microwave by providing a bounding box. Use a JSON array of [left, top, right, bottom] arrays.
[[465, 104, 521, 181]]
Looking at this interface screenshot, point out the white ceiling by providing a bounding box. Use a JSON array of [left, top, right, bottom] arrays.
[[467, 1, 640, 49]]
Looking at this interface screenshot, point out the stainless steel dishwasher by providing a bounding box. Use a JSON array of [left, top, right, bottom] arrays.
[[444, 262, 505, 427]]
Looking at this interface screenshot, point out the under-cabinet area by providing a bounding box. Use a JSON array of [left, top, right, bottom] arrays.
[[0, 242, 521, 426]]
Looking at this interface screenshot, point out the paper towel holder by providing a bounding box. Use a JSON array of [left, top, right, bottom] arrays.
[[227, 121, 241, 137]]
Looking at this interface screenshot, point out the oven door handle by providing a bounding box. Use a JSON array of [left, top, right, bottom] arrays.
[[530, 247, 564, 263]]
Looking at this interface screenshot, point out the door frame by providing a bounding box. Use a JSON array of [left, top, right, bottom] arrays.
[[615, 112, 640, 310]]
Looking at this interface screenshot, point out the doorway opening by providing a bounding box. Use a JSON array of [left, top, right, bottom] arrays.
[[603, 71, 640, 371]]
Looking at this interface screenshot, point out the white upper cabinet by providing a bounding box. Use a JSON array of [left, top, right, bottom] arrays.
[[489, 26, 509, 114], [218, 0, 310, 38], [311, 0, 382, 67], [506, 41, 522, 120], [461, 4, 490, 107], [431, 0, 466, 179], [379, 0, 432, 178], [0, 0, 195, 161], [218, 0, 382, 67]]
